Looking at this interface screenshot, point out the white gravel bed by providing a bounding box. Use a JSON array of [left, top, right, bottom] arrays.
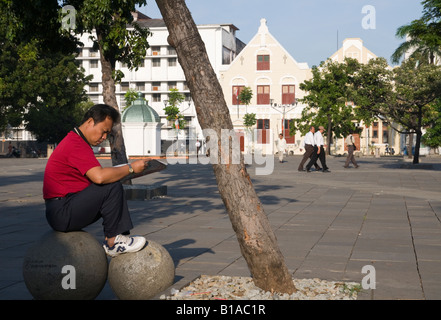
[[161, 275, 361, 300]]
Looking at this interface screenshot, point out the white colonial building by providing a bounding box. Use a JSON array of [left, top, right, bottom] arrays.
[[76, 12, 245, 156], [219, 18, 312, 156]]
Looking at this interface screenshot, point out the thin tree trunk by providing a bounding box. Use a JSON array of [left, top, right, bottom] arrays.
[[407, 132, 414, 160], [414, 130, 422, 164], [155, 0, 296, 294], [326, 114, 332, 155], [96, 28, 129, 169], [413, 107, 423, 164]]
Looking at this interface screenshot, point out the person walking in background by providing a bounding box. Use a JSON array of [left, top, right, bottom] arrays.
[[305, 126, 321, 173], [312, 126, 330, 172], [344, 132, 359, 168], [195, 139, 201, 158], [298, 126, 315, 171], [276, 133, 287, 163]]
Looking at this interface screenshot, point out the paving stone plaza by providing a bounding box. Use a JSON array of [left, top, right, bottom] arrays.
[[1, 155, 440, 300]]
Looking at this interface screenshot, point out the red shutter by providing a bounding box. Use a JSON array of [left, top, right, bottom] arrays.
[[236, 130, 245, 152], [257, 55, 270, 71], [257, 119, 270, 144], [283, 119, 295, 144], [282, 85, 295, 105], [232, 86, 244, 105], [257, 85, 270, 105]]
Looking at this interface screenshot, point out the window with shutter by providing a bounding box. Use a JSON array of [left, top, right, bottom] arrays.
[[257, 85, 270, 105], [257, 55, 270, 70], [257, 119, 270, 144], [283, 119, 295, 144], [232, 86, 245, 105], [282, 85, 295, 105]]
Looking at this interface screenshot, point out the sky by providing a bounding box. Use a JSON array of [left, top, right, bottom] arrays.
[[137, 0, 425, 67]]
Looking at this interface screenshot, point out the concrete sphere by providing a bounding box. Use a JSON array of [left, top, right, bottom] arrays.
[[23, 230, 108, 300], [108, 240, 175, 300]]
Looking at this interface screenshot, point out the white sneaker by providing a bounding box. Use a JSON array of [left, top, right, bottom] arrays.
[[103, 234, 147, 257]]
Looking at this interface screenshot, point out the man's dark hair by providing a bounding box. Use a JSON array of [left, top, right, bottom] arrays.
[[81, 104, 120, 125]]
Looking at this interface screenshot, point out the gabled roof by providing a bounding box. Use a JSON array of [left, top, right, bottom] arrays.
[[130, 10, 167, 28], [229, 18, 310, 70], [136, 19, 167, 28], [132, 11, 151, 21]]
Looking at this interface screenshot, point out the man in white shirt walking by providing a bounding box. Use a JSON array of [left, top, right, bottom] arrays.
[[276, 133, 288, 163], [298, 126, 316, 171], [308, 126, 330, 173]]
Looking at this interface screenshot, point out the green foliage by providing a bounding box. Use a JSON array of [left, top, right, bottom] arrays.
[[112, 70, 126, 84], [350, 57, 394, 126], [239, 86, 253, 106], [163, 88, 186, 129], [422, 99, 441, 148], [60, 0, 153, 164], [243, 113, 256, 128], [389, 0, 441, 151], [167, 88, 185, 109], [20, 52, 92, 142], [392, 20, 441, 65], [65, 0, 151, 80], [123, 89, 141, 111], [392, 0, 441, 65], [239, 87, 255, 129], [389, 58, 441, 132], [0, 0, 91, 142], [4, 0, 79, 54], [0, 43, 92, 141], [293, 58, 364, 139], [352, 57, 441, 133], [353, 56, 441, 162]]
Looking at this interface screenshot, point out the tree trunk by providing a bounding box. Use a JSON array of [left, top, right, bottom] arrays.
[[407, 132, 413, 160], [326, 114, 332, 155], [413, 107, 423, 164], [414, 130, 422, 164], [96, 28, 130, 169], [155, 0, 296, 294]]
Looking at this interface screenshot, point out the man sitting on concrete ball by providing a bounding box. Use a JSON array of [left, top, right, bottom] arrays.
[[43, 104, 147, 257]]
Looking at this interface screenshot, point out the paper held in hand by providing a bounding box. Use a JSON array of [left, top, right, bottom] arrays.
[[116, 159, 167, 182]]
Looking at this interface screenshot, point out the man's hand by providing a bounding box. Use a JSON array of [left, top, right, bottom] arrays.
[[131, 159, 150, 173]]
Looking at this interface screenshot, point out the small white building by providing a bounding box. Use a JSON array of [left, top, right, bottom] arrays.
[[121, 94, 162, 156]]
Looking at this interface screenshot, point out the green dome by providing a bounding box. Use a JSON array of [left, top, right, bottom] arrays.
[[122, 94, 160, 123]]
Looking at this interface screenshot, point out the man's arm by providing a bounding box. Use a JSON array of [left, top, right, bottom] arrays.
[[86, 159, 149, 184]]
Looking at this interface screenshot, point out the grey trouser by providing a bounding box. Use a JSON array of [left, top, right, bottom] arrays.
[[45, 182, 133, 239], [298, 144, 314, 170], [345, 145, 358, 167]]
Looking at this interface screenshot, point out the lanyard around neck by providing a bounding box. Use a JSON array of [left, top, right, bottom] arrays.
[[73, 127, 91, 148]]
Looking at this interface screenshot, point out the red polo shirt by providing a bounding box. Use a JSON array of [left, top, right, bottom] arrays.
[[43, 131, 101, 199]]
